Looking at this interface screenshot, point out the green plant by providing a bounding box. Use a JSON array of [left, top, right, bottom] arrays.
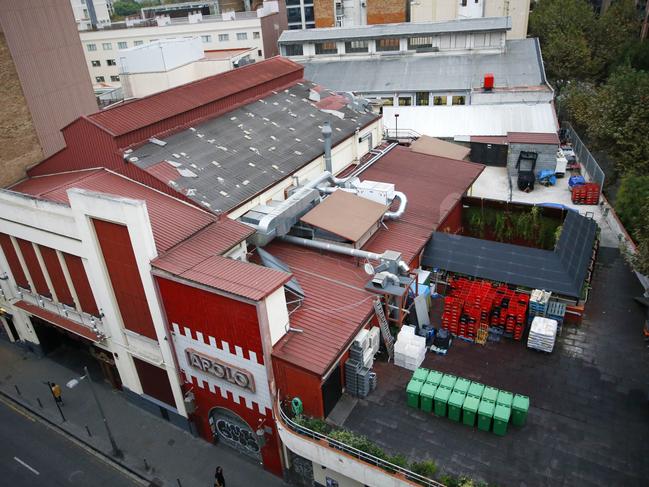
[[468, 210, 485, 238], [410, 459, 438, 477], [554, 224, 564, 247], [293, 416, 331, 434], [494, 212, 507, 242]]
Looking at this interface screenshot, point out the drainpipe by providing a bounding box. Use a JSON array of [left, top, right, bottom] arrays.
[[323, 121, 333, 174]]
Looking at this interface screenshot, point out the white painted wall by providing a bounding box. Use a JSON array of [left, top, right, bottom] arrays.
[[313, 462, 364, 487], [81, 16, 264, 86], [70, 0, 112, 30], [118, 37, 204, 74], [263, 287, 289, 346]]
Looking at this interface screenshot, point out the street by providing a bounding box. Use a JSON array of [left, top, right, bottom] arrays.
[[0, 397, 142, 487]]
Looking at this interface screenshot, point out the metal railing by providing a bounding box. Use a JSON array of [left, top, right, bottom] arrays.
[[384, 128, 421, 141], [10, 286, 106, 340], [278, 403, 445, 487], [561, 122, 605, 191]]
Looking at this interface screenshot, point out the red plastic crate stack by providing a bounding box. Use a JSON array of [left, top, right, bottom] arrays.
[[441, 278, 530, 342], [571, 183, 600, 205]]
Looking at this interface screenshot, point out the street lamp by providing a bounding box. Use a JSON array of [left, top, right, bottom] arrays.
[[394, 113, 399, 141], [67, 366, 123, 458]]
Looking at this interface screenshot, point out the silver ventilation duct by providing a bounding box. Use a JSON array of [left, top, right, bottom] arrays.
[[279, 235, 409, 274], [322, 121, 333, 174]]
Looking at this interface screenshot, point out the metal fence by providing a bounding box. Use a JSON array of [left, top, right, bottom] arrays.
[[562, 122, 605, 191], [278, 404, 445, 487]]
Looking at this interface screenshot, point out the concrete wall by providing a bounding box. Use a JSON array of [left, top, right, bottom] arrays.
[[507, 142, 557, 176]]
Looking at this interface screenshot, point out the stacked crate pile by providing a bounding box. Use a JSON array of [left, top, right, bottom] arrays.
[[571, 182, 600, 205], [441, 278, 529, 342]]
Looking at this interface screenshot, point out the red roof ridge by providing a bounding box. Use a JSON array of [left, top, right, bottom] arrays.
[[7, 168, 103, 195]]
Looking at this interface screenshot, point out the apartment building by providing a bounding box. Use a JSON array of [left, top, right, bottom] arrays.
[[296, 0, 530, 39], [70, 0, 112, 30], [410, 0, 531, 39], [79, 1, 286, 87]]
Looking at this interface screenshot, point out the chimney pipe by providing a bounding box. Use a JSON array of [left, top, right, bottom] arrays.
[[322, 121, 333, 173]]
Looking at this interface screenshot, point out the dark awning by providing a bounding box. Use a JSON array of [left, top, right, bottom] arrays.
[[422, 211, 597, 298]]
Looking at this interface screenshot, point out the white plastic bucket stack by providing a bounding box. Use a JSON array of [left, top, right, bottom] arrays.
[[394, 325, 427, 370], [527, 317, 558, 352]]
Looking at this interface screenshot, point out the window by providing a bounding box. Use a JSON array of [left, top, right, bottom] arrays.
[[380, 97, 394, 106], [408, 36, 433, 50], [304, 6, 314, 22], [102, 42, 112, 50], [95, 76, 105, 83], [315, 41, 337, 55], [236, 32, 247, 41], [117, 41, 128, 49], [258, 49, 262, 57], [218, 33, 229, 42], [345, 40, 368, 53], [201, 35, 212, 43], [134, 40, 144, 46], [452, 95, 466, 105], [461, 0, 467, 5], [398, 96, 412, 106], [286, 0, 300, 5], [284, 44, 303, 56], [87, 43, 97, 51], [110, 75, 120, 82], [416, 92, 429, 106], [107, 59, 116, 66], [253, 31, 260, 39], [287, 6, 302, 23], [433, 95, 447, 106], [376, 38, 400, 52], [91, 60, 101, 67]]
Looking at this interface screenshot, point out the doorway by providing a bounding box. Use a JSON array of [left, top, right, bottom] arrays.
[[321, 364, 342, 418], [0, 315, 19, 342]]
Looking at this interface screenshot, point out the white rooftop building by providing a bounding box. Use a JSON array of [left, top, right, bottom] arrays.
[[119, 37, 255, 98]]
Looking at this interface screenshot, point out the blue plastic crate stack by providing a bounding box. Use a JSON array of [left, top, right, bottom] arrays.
[[528, 290, 551, 325], [546, 300, 567, 326]]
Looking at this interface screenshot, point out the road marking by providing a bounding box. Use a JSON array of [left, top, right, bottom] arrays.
[[14, 457, 40, 476], [0, 396, 35, 422]]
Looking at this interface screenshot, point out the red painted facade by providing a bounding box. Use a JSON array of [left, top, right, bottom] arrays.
[[439, 201, 463, 234], [62, 253, 99, 316], [133, 357, 175, 407], [93, 219, 157, 340], [38, 246, 74, 307], [16, 238, 49, 296], [0, 233, 28, 288], [155, 275, 283, 476], [273, 357, 324, 418]]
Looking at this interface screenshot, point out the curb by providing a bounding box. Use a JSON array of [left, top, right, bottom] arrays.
[[0, 389, 154, 486]]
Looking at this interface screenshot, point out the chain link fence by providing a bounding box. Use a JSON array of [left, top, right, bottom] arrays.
[[561, 122, 605, 191]]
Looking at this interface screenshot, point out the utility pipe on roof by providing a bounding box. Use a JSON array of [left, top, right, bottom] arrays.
[[279, 234, 410, 273], [384, 191, 407, 220], [323, 121, 333, 174]]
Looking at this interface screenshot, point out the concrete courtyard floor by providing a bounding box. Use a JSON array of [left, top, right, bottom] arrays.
[[470, 167, 619, 248], [341, 248, 649, 486]]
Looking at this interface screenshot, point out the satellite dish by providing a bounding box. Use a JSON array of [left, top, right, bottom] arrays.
[[364, 263, 375, 275]]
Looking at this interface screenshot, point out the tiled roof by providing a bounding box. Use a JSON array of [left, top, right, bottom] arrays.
[[87, 57, 303, 136], [155, 254, 291, 302], [9, 169, 250, 254]]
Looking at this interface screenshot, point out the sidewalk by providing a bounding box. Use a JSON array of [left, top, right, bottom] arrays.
[[0, 340, 290, 487]]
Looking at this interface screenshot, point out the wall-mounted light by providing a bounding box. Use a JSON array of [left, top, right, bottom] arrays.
[[0, 272, 9, 281]]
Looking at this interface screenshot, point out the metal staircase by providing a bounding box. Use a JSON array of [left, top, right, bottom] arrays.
[[373, 298, 394, 362]]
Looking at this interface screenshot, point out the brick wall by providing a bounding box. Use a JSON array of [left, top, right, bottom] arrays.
[[314, 0, 335, 27], [367, 0, 406, 24]]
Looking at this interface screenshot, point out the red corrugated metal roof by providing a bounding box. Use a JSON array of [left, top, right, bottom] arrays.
[[264, 146, 485, 376], [156, 254, 290, 302], [152, 220, 255, 276], [360, 146, 485, 263], [264, 242, 374, 376], [88, 57, 303, 136], [470, 135, 509, 145], [14, 300, 101, 342], [507, 131, 559, 145], [9, 169, 251, 254]]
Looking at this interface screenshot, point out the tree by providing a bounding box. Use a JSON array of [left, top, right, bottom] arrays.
[[630, 204, 649, 276], [616, 175, 649, 232], [113, 1, 141, 17], [529, 0, 598, 87], [584, 66, 649, 175]]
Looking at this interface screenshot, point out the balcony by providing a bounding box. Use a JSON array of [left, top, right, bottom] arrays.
[[275, 400, 445, 487], [7, 286, 107, 343]]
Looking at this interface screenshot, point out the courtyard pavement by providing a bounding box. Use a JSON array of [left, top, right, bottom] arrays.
[[343, 248, 649, 486]]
